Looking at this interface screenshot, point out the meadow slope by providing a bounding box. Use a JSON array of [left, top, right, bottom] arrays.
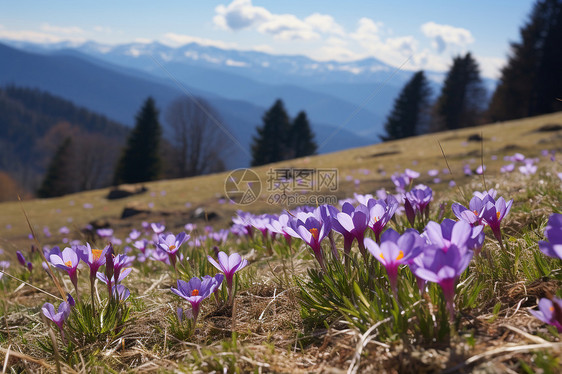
[[0, 112, 561, 373]]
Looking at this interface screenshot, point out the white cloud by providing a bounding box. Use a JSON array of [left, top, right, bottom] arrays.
[[41, 23, 84, 35], [0, 29, 78, 43], [350, 17, 383, 42], [304, 13, 345, 35], [421, 22, 474, 53], [349, 17, 416, 65], [252, 44, 274, 53], [214, 0, 271, 30], [476, 56, 505, 79], [214, 0, 344, 41], [386, 36, 417, 55], [257, 14, 320, 40], [161, 32, 238, 49]]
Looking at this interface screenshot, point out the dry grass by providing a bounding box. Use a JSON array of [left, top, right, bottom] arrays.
[[0, 112, 561, 372]]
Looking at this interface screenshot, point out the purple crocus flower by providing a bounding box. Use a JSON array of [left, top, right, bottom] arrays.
[[364, 229, 425, 295], [97, 267, 133, 286], [112, 285, 131, 302], [428, 169, 439, 177], [266, 213, 293, 245], [210, 229, 229, 245], [452, 195, 489, 227], [285, 206, 332, 268], [157, 232, 189, 269], [404, 168, 420, 181], [500, 164, 515, 173], [530, 297, 562, 332], [331, 202, 369, 255], [391, 173, 409, 193], [133, 239, 149, 254], [412, 244, 474, 320], [519, 162, 537, 175], [78, 242, 109, 307], [249, 214, 275, 241], [353, 193, 374, 206], [150, 222, 166, 234], [42, 301, 71, 343], [473, 189, 497, 200], [405, 184, 433, 217], [208, 251, 248, 303], [96, 228, 114, 239], [366, 195, 399, 242], [78, 243, 108, 279], [481, 196, 513, 246], [232, 211, 255, 238], [50, 247, 80, 295], [424, 219, 484, 253], [538, 213, 562, 260], [211, 273, 225, 303], [129, 229, 141, 240], [112, 254, 135, 283], [171, 276, 219, 324]]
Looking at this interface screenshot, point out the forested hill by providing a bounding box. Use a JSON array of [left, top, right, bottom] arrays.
[[0, 86, 129, 198]]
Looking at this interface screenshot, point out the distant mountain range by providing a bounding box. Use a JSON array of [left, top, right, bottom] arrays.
[[0, 39, 497, 168]]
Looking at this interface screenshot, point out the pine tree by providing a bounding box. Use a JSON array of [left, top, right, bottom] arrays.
[[289, 111, 317, 158], [37, 137, 73, 198], [251, 99, 291, 166], [381, 71, 431, 141], [114, 97, 162, 184], [488, 0, 562, 121], [432, 53, 487, 131]]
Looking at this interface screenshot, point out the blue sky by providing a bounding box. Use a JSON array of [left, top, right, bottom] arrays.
[[0, 0, 535, 78]]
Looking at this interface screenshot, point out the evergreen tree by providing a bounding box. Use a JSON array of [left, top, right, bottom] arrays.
[[381, 71, 432, 141], [251, 99, 291, 166], [432, 53, 487, 131], [488, 0, 562, 121], [37, 137, 73, 198], [289, 111, 317, 158], [114, 97, 162, 184]]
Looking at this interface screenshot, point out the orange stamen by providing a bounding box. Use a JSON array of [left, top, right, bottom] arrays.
[[309, 228, 319, 240], [191, 289, 199, 296], [65, 260, 72, 267], [169, 245, 176, 250], [473, 210, 478, 216], [396, 250, 404, 261], [92, 249, 103, 261], [550, 306, 555, 312], [496, 211, 501, 220]]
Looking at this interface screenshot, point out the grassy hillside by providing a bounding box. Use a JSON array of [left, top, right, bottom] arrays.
[[1, 111, 560, 244], [0, 112, 561, 372]]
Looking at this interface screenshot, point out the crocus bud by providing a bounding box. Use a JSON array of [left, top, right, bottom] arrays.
[[404, 199, 415, 227], [16, 251, 26, 267], [105, 244, 114, 281], [66, 293, 76, 307]]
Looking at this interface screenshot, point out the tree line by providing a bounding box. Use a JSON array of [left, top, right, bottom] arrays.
[[8, 0, 561, 198], [110, 97, 317, 185], [381, 0, 562, 141]]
